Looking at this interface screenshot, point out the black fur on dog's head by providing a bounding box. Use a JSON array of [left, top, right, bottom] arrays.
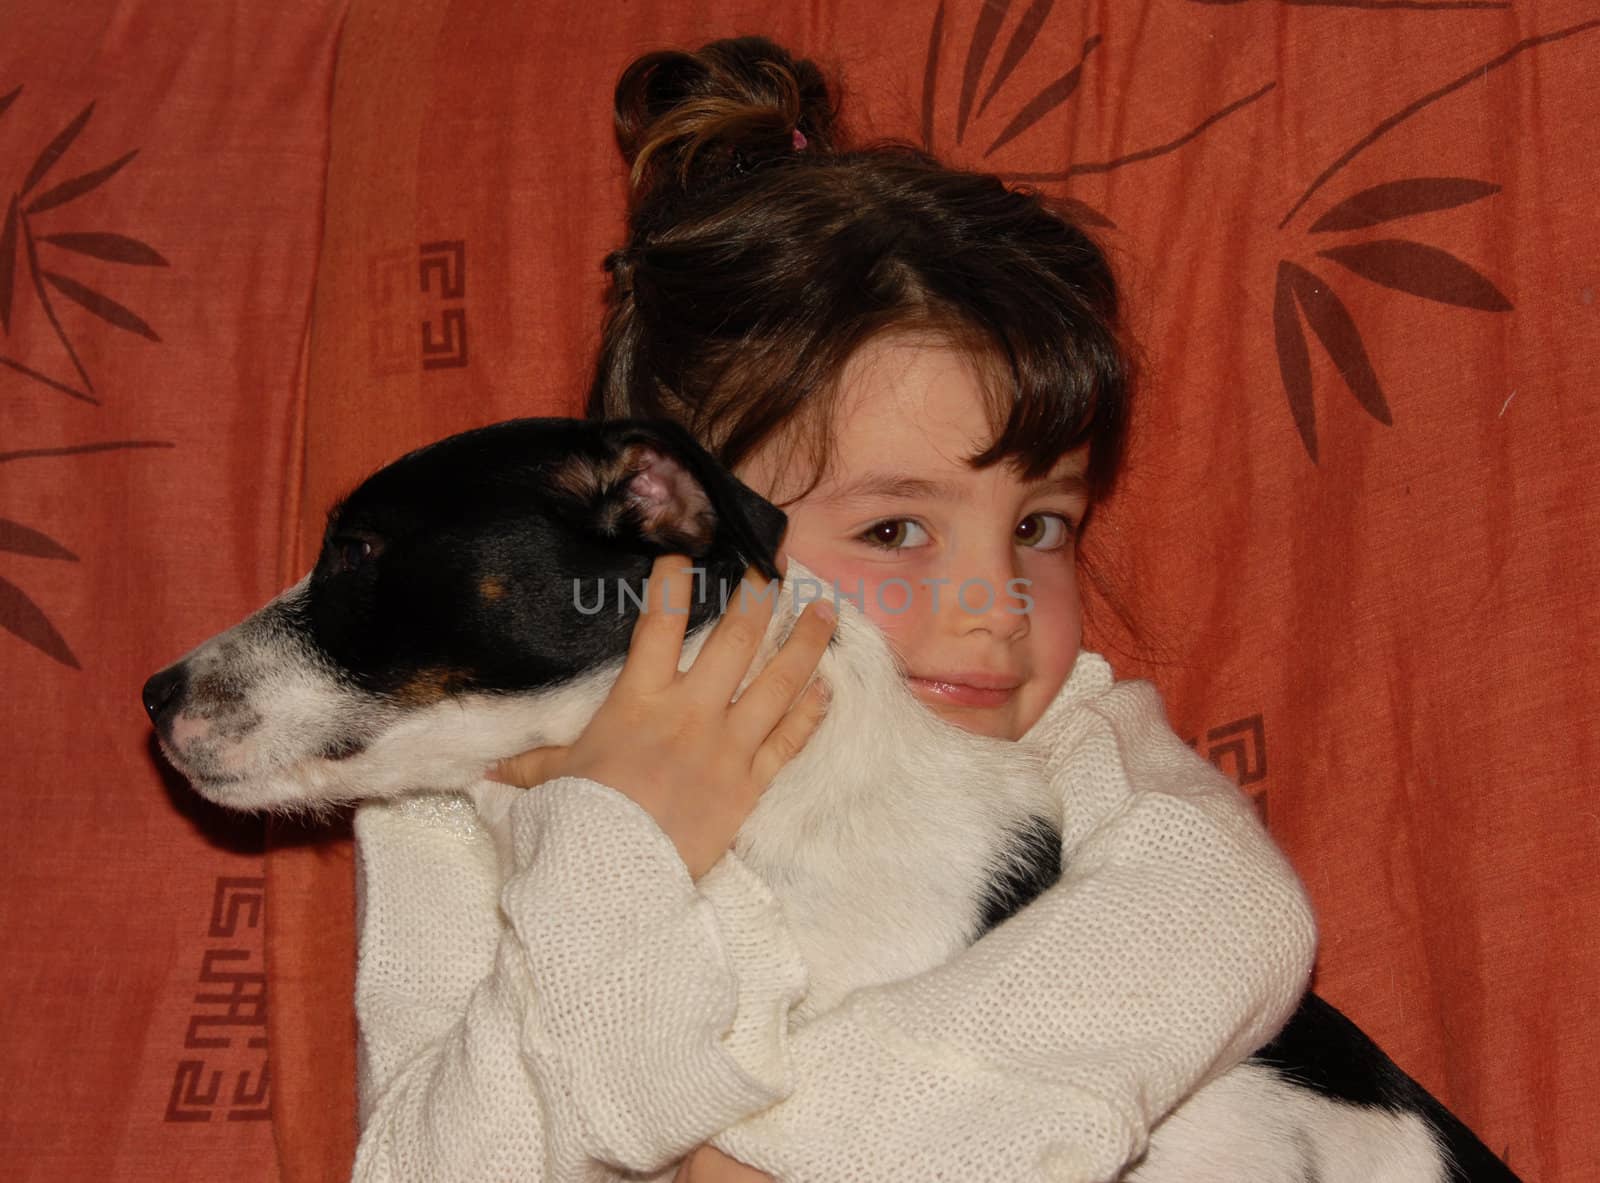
[[305, 417, 784, 699], [142, 417, 786, 810]]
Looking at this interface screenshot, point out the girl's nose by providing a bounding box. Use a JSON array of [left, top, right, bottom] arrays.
[[941, 550, 1030, 640]]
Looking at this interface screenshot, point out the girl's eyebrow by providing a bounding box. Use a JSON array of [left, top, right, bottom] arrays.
[[822, 471, 1090, 504], [825, 473, 957, 503]]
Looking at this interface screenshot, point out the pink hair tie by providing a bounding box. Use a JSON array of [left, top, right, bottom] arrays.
[[792, 127, 808, 151]]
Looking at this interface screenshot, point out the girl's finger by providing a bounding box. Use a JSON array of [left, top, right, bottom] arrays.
[[725, 599, 835, 752], [487, 745, 570, 788], [748, 677, 830, 791], [683, 565, 780, 704], [617, 554, 696, 692]]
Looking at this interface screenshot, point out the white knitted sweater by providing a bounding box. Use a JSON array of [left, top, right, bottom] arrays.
[[351, 652, 1316, 1182]]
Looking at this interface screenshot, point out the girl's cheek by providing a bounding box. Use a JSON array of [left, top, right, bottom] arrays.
[[1015, 550, 1081, 603], [780, 547, 932, 645]]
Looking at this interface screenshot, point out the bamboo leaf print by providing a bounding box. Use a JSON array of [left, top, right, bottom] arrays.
[[958, 0, 1011, 144], [1279, 18, 1600, 229], [922, 1, 947, 151], [0, 574, 80, 668], [0, 197, 16, 333], [25, 150, 139, 215], [985, 36, 1101, 156], [1310, 178, 1500, 232], [1318, 240, 1512, 311], [978, 0, 1053, 120], [1273, 263, 1319, 461], [0, 440, 174, 465], [0, 85, 19, 120], [22, 223, 94, 393], [41, 270, 161, 341], [0, 518, 78, 561], [20, 101, 95, 197], [0, 355, 94, 402], [1057, 197, 1115, 229], [38, 232, 170, 267], [1285, 262, 1392, 426]]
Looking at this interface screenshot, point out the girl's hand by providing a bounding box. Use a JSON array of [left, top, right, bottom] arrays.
[[490, 553, 835, 879], [673, 1145, 775, 1183]]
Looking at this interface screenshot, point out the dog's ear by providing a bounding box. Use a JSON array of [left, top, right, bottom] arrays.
[[554, 420, 787, 579]]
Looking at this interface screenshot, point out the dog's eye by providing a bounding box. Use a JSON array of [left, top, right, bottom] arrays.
[[339, 538, 373, 572]]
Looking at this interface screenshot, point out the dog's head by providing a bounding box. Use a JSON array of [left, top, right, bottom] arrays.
[[142, 417, 786, 812]]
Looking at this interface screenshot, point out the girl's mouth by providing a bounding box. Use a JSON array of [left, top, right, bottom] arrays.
[[908, 675, 1020, 708]]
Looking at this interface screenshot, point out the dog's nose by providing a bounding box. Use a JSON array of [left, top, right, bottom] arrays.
[[142, 664, 187, 726]]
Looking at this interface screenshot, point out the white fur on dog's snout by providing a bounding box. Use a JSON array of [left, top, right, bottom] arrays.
[[154, 578, 364, 806], [155, 575, 621, 814]]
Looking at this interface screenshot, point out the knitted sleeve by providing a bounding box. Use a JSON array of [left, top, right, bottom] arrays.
[[711, 654, 1318, 1182], [351, 777, 807, 1182]]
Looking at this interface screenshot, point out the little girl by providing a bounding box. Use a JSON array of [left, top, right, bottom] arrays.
[[350, 37, 1316, 1183]]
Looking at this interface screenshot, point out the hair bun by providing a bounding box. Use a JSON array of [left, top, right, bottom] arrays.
[[614, 36, 837, 215]]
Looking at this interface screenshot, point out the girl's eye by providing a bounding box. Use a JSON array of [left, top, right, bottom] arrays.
[[1015, 513, 1075, 551], [860, 519, 930, 550]]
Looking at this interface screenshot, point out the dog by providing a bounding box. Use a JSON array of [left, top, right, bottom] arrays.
[[144, 417, 1520, 1182]]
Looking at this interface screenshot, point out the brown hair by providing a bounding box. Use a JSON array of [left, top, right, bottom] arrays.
[[587, 36, 1133, 512]]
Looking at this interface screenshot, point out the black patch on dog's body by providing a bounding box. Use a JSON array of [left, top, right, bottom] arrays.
[[977, 815, 1063, 934], [969, 799, 1519, 1181], [1257, 994, 1521, 1181]]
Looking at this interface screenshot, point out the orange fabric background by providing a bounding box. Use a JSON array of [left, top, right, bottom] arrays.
[[4, 1, 1595, 1180], [1, 2, 345, 1179]]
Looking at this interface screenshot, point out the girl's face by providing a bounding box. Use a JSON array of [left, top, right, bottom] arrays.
[[736, 335, 1087, 741]]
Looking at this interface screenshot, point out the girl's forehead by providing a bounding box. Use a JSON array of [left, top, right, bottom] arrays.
[[835, 334, 992, 413], [736, 333, 1088, 505], [830, 340, 1085, 475]]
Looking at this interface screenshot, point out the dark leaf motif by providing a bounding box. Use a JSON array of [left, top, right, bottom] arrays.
[[0, 354, 95, 402], [0, 574, 80, 668], [1057, 197, 1115, 229], [986, 35, 1101, 156], [0, 439, 173, 464], [1285, 1, 1511, 8], [978, 0, 1053, 120], [22, 223, 94, 393], [957, 0, 1011, 145], [1310, 178, 1500, 232], [1000, 82, 1274, 184], [38, 232, 169, 267], [21, 101, 95, 198], [25, 149, 139, 216], [1284, 261, 1392, 426], [0, 197, 16, 333], [1194, 0, 1509, 6], [1273, 263, 1319, 461], [0, 517, 78, 560], [0, 85, 19, 120], [1318, 239, 1512, 311], [922, 1, 947, 151], [1279, 17, 1599, 229], [41, 270, 161, 341]]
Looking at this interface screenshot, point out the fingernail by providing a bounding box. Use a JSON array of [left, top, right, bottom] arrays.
[[811, 599, 836, 624]]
